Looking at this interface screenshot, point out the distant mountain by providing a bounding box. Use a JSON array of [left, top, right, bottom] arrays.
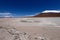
[[34, 13, 60, 17], [34, 10, 60, 17]]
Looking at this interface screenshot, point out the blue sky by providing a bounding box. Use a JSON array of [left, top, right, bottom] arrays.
[[0, 0, 60, 17]]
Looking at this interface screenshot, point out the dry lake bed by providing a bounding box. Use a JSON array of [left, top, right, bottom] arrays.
[[0, 17, 60, 40]]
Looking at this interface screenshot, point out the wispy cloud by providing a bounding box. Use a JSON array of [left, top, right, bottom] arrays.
[[0, 13, 14, 17], [0, 13, 11, 15]]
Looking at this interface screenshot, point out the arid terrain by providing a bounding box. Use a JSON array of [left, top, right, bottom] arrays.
[[0, 17, 60, 40]]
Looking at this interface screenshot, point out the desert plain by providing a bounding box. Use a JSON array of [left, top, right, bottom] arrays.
[[0, 17, 60, 40]]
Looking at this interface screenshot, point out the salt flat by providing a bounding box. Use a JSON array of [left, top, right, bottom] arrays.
[[0, 17, 60, 40]]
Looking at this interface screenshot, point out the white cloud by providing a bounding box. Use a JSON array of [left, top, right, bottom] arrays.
[[0, 13, 11, 15], [4, 16, 13, 17], [0, 13, 14, 17]]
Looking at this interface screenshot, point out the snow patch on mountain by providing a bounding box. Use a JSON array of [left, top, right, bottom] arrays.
[[42, 10, 60, 13]]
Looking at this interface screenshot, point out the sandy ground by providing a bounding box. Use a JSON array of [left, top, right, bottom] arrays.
[[0, 17, 60, 40]]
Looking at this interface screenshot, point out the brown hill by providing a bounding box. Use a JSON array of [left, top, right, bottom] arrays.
[[34, 12, 60, 17]]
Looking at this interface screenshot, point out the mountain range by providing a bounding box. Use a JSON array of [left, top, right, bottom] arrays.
[[34, 10, 60, 17]]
